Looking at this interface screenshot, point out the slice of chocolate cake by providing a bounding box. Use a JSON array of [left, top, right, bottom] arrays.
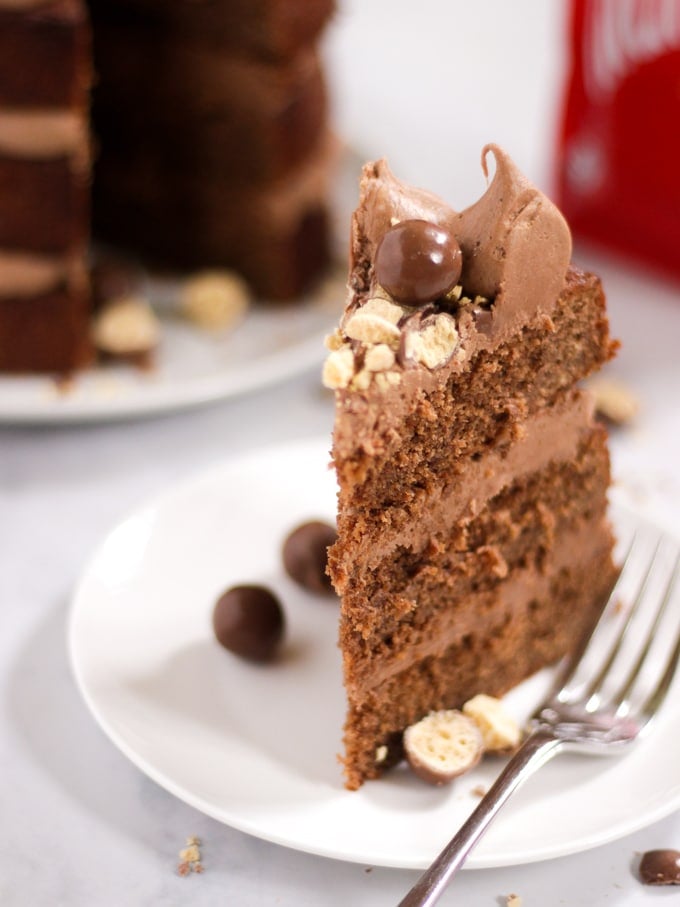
[[324, 145, 619, 790]]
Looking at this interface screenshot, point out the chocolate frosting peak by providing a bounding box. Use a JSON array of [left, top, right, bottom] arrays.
[[352, 144, 572, 332]]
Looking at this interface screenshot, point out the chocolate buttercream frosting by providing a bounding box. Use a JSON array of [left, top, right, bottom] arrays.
[[352, 144, 572, 332]]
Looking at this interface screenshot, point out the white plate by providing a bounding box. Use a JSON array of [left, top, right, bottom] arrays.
[[0, 150, 361, 425], [68, 437, 680, 869], [0, 282, 342, 424]]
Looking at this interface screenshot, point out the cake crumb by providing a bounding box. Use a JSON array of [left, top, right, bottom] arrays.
[[375, 745, 388, 764], [471, 784, 487, 798], [177, 836, 203, 876], [506, 894, 522, 907], [179, 844, 201, 863], [588, 377, 639, 426], [53, 374, 76, 396]]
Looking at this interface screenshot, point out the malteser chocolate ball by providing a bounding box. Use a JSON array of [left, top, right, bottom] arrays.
[[639, 849, 680, 885], [212, 585, 284, 662], [375, 219, 462, 305], [282, 520, 337, 594], [403, 710, 483, 785]]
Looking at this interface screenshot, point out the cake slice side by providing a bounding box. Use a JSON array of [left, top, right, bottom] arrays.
[[325, 148, 618, 790]]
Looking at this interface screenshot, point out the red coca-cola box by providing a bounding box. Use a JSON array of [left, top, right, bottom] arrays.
[[556, 0, 680, 280]]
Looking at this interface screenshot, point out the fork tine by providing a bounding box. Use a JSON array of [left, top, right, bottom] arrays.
[[580, 536, 664, 708], [553, 531, 638, 703], [613, 550, 680, 716]]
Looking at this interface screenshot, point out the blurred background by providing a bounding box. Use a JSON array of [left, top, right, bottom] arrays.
[[2, 2, 680, 905], [327, 0, 566, 206]]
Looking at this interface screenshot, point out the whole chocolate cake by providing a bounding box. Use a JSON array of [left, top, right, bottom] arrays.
[[0, 0, 93, 372], [323, 145, 619, 790], [0, 0, 336, 372]]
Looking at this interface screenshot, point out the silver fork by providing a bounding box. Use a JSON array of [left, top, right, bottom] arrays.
[[398, 530, 680, 907]]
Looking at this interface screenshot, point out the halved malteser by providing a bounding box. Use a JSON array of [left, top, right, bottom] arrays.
[[462, 694, 522, 754], [403, 710, 483, 785]]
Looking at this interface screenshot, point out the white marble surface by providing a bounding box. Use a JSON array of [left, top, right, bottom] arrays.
[[2, 2, 680, 905]]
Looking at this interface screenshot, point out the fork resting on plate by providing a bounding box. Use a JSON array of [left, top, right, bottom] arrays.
[[397, 530, 680, 907]]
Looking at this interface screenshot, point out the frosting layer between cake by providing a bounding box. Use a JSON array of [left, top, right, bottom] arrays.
[[333, 388, 595, 574]]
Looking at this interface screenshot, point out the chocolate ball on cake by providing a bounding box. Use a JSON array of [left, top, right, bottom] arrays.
[[374, 219, 462, 305]]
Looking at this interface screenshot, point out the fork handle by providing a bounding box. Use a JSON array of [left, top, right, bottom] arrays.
[[397, 729, 564, 907]]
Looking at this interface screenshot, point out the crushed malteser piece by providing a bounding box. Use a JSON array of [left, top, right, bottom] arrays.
[[445, 284, 463, 302], [92, 296, 160, 356], [364, 344, 396, 372], [177, 835, 203, 877], [360, 296, 405, 324], [403, 709, 483, 785], [180, 269, 250, 331], [179, 845, 201, 863], [588, 377, 639, 426], [375, 745, 388, 764], [322, 347, 355, 389], [344, 309, 401, 345], [351, 369, 372, 391], [506, 894, 522, 907], [473, 295, 489, 306], [324, 329, 345, 351], [404, 313, 459, 369], [375, 371, 402, 392], [463, 694, 521, 753], [373, 373, 389, 391]]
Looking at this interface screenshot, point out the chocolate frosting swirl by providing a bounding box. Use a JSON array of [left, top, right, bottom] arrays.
[[352, 144, 572, 332]]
